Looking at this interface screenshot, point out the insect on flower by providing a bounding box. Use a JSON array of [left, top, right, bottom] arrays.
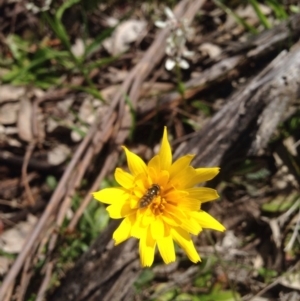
[[93, 127, 225, 267], [139, 184, 161, 208]]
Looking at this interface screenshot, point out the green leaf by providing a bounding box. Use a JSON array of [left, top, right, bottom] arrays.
[[86, 56, 118, 70], [69, 85, 104, 101], [56, 0, 80, 20], [177, 81, 185, 96], [156, 288, 177, 301], [191, 100, 211, 116], [249, 0, 271, 29], [194, 272, 214, 288], [43, 0, 80, 63], [200, 290, 240, 301], [175, 293, 195, 301], [290, 5, 300, 13], [93, 206, 109, 232], [257, 267, 278, 284], [6, 34, 30, 62], [43, 13, 70, 51], [135, 269, 155, 287], [261, 193, 300, 213], [245, 168, 270, 180], [46, 176, 58, 190], [84, 27, 115, 58], [213, 0, 258, 34], [266, 0, 288, 20]]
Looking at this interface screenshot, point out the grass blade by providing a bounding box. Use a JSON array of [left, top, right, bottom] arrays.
[[249, 0, 271, 29]]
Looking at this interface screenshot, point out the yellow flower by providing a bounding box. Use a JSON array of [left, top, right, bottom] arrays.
[[93, 127, 225, 267]]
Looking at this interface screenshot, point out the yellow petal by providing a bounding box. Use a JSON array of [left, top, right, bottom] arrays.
[[157, 170, 169, 188], [169, 154, 195, 179], [148, 155, 160, 172], [157, 235, 175, 264], [187, 168, 220, 187], [131, 215, 144, 238], [167, 206, 202, 235], [139, 229, 156, 267], [92, 187, 128, 204], [181, 217, 202, 235], [170, 166, 197, 189], [150, 217, 165, 239], [186, 187, 219, 203], [115, 168, 134, 189], [123, 146, 147, 177], [147, 168, 158, 186], [177, 197, 201, 211], [161, 212, 182, 227], [106, 202, 133, 218], [164, 189, 188, 204], [140, 209, 155, 227], [113, 215, 134, 245], [165, 203, 187, 220], [191, 211, 225, 232], [158, 127, 172, 171], [135, 173, 149, 192], [171, 227, 201, 263]]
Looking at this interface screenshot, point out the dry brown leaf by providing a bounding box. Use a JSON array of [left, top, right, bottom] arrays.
[[0, 215, 37, 254], [104, 67, 129, 83], [0, 102, 19, 125], [199, 42, 222, 58], [283, 136, 298, 156], [0, 85, 25, 104], [57, 97, 74, 114], [100, 85, 118, 102], [47, 144, 71, 165], [279, 272, 300, 290], [0, 256, 12, 275], [4, 126, 18, 135], [79, 97, 96, 125], [17, 97, 33, 142], [71, 38, 85, 57], [7, 137, 22, 147], [46, 118, 59, 133], [103, 19, 147, 55], [71, 124, 87, 142]]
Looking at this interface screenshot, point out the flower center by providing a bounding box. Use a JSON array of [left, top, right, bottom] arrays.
[[150, 196, 167, 215]]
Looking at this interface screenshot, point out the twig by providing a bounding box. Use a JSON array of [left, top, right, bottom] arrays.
[[21, 141, 36, 206], [21, 96, 41, 207], [35, 261, 54, 301], [16, 257, 34, 301], [284, 200, 300, 252], [3, 281, 14, 301], [68, 149, 119, 231], [0, 150, 63, 172]]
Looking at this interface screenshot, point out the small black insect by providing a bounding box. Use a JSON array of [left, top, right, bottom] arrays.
[[139, 184, 160, 208]]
